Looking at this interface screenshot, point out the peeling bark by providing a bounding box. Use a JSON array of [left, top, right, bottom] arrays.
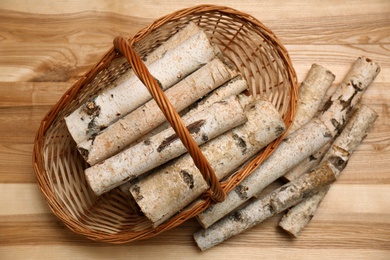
[[65, 28, 218, 145], [193, 162, 337, 251], [196, 57, 380, 229], [85, 96, 247, 196], [129, 97, 285, 227], [116, 76, 248, 196], [78, 58, 238, 165], [78, 59, 236, 165], [288, 64, 335, 135], [282, 141, 332, 182], [279, 105, 378, 237]]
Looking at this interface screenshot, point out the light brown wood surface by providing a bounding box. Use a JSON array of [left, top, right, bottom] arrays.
[[0, 1, 389, 259]]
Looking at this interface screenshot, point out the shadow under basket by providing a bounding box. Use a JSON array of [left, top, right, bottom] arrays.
[[33, 4, 298, 243]]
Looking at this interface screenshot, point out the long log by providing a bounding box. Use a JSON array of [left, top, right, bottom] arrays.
[[193, 162, 337, 251], [288, 64, 335, 135], [85, 95, 248, 196], [116, 77, 249, 199], [279, 105, 378, 237], [78, 58, 238, 165], [282, 140, 333, 182], [196, 57, 380, 228], [65, 28, 218, 144], [129, 97, 286, 227]]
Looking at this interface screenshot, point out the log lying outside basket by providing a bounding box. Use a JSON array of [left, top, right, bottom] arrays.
[[33, 5, 298, 243]]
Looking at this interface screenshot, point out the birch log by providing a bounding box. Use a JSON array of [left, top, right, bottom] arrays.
[[65, 29, 217, 144], [193, 162, 337, 251], [108, 22, 201, 90], [279, 105, 378, 237], [282, 141, 332, 182], [133, 76, 249, 146], [186, 76, 249, 116], [129, 97, 286, 227], [196, 57, 380, 228], [85, 96, 248, 196], [78, 58, 238, 165], [282, 64, 335, 180], [288, 64, 335, 135], [116, 76, 248, 198]]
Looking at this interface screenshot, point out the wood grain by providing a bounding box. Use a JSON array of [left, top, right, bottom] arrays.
[[0, 1, 389, 259]]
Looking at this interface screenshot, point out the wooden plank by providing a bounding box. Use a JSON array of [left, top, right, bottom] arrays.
[[0, 144, 36, 183], [0, 82, 70, 107], [0, 106, 49, 144], [0, 184, 51, 215], [0, 0, 388, 20], [0, 245, 389, 260], [1, 9, 388, 47], [0, 9, 389, 81]]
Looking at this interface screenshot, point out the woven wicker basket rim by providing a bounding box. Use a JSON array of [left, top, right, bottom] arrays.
[[33, 4, 298, 243]]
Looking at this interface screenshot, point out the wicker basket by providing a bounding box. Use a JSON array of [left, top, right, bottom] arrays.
[[33, 4, 298, 243]]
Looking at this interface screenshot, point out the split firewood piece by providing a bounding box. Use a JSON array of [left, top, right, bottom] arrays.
[[196, 57, 380, 228], [78, 58, 238, 165], [279, 105, 378, 237], [193, 162, 337, 251], [129, 97, 286, 227], [288, 64, 335, 135], [85, 95, 248, 196], [65, 28, 218, 144]]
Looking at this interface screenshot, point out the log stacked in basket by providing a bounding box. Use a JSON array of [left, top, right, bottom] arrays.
[[64, 23, 381, 250]]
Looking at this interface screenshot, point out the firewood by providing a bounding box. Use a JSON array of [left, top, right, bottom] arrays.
[[78, 58, 238, 165], [193, 162, 337, 251], [282, 140, 333, 182], [129, 97, 286, 227], [280, 63, 335, 180], [65, 27, 218, 144], [196, 57, 380, 229], [288, 64, 335, 135], [279, 105, 378, 237], [85, 95, 247, 196], [117, 76, 249, 198]]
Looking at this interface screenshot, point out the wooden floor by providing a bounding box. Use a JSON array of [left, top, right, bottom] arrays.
[[0, 1, 389, 259]]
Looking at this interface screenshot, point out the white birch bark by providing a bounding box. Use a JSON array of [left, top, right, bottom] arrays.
[[141, 22, 201, 65], [78, 58, 238, 165], [65, 28, 218, 144], [196, 118, 334, 228], [196, 57, 380, 228], [193, 162, 337, 251], [129, 97, 286, 227], [134, 76, 249, 146], [110, 22, 201, 90], [281, 63, 335, 180], [282, 141, 332, 182], [288, 64, 335, 135], [279, 105, 378, 237], [116, 76, 248, 197], [85, 96, 248, 196]]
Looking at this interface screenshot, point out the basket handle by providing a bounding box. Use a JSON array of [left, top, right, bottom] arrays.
[[113, 36, 226, 203]]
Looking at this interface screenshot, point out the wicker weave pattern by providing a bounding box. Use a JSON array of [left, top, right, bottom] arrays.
[[33, 5, 298, 243]]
